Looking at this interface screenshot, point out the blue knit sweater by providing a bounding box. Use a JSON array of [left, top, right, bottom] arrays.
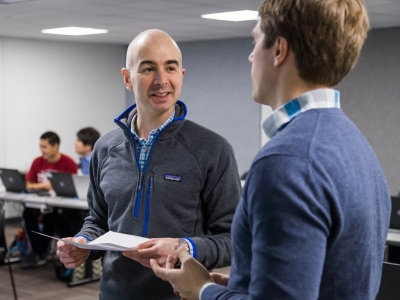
[[203, 108, 390, 299]]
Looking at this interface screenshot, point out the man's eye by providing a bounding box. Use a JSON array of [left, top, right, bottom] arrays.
[[167, 66, 176, 71], [142, 67, 154, 72]]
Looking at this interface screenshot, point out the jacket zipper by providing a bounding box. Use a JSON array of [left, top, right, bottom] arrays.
[[115, 115, 174, 223], [134, 172, 144, 218], [142, 173, 154, 236]]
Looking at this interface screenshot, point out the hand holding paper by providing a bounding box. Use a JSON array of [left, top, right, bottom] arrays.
[[123, 237, 179, 268], [33, 231, 150, 251], [33, 230, 151, 269], [57, 237, 90, 269]]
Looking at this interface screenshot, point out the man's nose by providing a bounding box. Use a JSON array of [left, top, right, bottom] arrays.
[[154, 70, 168, 86], [248, 52, 253, 63]]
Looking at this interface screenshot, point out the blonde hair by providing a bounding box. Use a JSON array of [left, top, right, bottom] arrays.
[[259, 0, 370, 86]]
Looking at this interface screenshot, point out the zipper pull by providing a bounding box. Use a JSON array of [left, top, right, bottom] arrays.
[[150, 174, 154, 192], [138, 172, 144, 190]]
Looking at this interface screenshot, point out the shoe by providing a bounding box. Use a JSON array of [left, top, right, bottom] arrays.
[[20, 253, 47, 269]]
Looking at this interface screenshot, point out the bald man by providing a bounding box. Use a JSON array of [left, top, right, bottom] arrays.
[[56, 29, 241, 299]]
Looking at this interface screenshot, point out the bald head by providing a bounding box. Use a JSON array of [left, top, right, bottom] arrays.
[[121, 29, 186, 119], [126, 29, 182, 70]]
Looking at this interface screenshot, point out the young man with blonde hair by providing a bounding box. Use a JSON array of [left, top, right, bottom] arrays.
[[151, 1, 391, 299]]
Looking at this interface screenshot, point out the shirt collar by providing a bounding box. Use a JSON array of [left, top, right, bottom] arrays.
[[84, 152, 92, 162], [262, 88, 340, 139], [130, 108, 175, 141]]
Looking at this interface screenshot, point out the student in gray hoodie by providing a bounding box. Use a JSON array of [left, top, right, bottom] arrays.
[[56, 29, 241, 300]]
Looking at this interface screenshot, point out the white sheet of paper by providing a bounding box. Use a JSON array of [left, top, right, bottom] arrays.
[[32, 231, 149, 251]]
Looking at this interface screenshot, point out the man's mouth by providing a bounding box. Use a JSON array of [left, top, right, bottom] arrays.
[[151, 92, 171, 97]]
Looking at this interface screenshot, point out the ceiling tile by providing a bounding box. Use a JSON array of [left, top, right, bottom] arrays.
[[0, 0, 398, 44]]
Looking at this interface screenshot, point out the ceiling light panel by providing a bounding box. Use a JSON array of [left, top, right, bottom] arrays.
[[41, 27, 108, 36], [201, 10, 258, 22]]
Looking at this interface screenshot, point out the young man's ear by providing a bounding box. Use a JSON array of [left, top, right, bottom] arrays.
[[273, 37, 290, 67], [121, 68, 133, 91]]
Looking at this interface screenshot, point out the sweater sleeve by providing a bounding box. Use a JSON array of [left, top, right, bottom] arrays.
[[76, 145, 109, 260], [188, 141, 241, 270], [202, 155, 331, 299]]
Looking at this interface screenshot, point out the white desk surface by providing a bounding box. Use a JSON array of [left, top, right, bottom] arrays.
[[0, 191, 89, 210], [0, 191, 25, 202], [387, 230, 400, 247]]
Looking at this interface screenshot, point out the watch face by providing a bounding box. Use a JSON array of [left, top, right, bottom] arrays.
[[177, 238, 190, 252]]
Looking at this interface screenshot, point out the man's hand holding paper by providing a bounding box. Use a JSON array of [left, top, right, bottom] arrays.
[[57, 237, 90, 269], [122, 238, 179, 268]]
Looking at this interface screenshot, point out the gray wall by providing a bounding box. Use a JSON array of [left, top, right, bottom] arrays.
[[338, 27, 400, 195], [0, 38, 126, 217], [179, 38, 260, 176]]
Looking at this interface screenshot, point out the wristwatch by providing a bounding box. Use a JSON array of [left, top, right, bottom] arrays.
[[176, 238, 190, 253]]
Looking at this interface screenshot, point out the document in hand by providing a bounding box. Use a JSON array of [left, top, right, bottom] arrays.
[[32, 231, 149, 251]]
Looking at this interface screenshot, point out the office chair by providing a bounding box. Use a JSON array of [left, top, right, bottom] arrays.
[[376, 262, 400, 300]]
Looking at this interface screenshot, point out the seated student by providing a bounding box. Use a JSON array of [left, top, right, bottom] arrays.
[[22, 131, 77, 268], [56, 127, 102, 281], [75, 127, 100, 175]]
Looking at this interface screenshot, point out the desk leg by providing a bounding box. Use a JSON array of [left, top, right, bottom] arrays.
[[384, 245, 389, 262], [0, 201, 8, 265], [67, 276, 101, 287]]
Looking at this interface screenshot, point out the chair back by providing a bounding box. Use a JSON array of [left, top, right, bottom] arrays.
[[376, 262, 400, 300]]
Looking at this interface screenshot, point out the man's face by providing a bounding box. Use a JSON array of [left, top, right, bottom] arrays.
[[40, 139, 58, 160], [124, 35, 185, 116], [249, 22, 276, 106], [75, 139, 91, 156]]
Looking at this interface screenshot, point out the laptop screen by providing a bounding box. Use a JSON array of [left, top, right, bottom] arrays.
[[390, 197, 400, 230], [0, 168, 27, 193], [48, 172, 78, 198]]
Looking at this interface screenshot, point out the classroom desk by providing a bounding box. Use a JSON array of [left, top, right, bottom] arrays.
[[387, 229, 400, 247], [24, 194, 89, 210], [0, 192, 89, 210], [0, 192, 25, 203], [0, 191, 96, 287]]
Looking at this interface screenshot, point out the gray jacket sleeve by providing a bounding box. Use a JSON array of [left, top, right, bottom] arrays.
[[76, 139, 110, 260], [189, 141, 241, 270]]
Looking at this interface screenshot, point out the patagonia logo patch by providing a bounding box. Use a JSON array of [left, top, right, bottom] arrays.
[[164, 174, 182, 182]]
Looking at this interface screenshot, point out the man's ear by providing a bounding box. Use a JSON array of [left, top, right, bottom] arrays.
[[273, 37, 290, 67], [121, 68, 133, 91]]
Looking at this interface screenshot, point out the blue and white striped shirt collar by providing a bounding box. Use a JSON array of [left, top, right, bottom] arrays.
[[262, 89, 340, 139], [130, 108, 175, 143]]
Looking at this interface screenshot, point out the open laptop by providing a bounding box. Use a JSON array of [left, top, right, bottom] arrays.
[[48, 172, 78, 199], [0, 168, 28, 193], [389, 196, 400, 231], [72, 175, 90, 200], [0, 168, 50, 196]]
